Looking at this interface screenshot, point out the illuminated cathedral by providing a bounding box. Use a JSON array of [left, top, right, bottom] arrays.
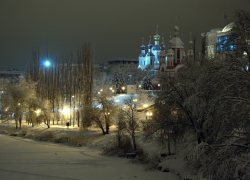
[[138, 25, 194, 76]]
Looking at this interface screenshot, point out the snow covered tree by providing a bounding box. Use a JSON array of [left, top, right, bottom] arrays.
[[121, 95, 140, 151], [111, 72, 126, 94], [141, 75, 153, 90], [93, 90, 118, 134], [2, 77, 37, 129]]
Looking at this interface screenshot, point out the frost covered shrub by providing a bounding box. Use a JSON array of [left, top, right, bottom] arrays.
[[67, 135, 88, 147], [36, 132, 55, 141], [0, 130, 8, 135], [19, 130, 27, 137], [145, 153, 162, 171], [131, 145, 150, 164], [24, 133, 35, 139], [184, 143, 250, 180], [54, 135, 72, 144], [102, 135, 133, 157], [54, 134, 88, 147]]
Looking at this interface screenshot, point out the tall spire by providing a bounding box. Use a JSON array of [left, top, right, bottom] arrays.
[[141, 37, 145, 50], [189, 32, 193, 50], [174, 26, 179, 37], [148, 36, 153, 51], [161, 33, 165, 50], [169, 31, 173, 49], [154, 25, 160, 41]]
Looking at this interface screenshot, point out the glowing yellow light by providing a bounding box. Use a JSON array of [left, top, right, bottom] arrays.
[[110, 87, 113, 90], [62, 107, 70, 115], [100, 89, 103, 92], [146, 112, 152, 116], [122, 86, 125, 90], [35, 109, 41, 115], [72, 95, 74, 98], [143, 104, 148, 108], [133, 99, 138, 102]]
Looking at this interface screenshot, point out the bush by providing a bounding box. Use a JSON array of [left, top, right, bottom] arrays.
[[145, 153, 162, 171], [54, 134, 88, 147], [0, 130, 9, 135], [36, 132, 55, 141], [131, 145, 150, 164], [19, 130, 27, 137], [102, 135, 133, 157]]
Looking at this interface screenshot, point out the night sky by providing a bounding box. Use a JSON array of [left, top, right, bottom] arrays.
[[0, 0, 249, 71]]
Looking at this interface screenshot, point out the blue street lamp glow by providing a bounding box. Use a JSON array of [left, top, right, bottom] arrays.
[[44, 60, 51, 67]]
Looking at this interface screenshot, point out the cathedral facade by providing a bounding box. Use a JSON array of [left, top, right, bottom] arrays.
[[138, 26, 194, 77]]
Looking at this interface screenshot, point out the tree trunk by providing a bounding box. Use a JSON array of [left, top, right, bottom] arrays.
[[132, 134, 136, 151]]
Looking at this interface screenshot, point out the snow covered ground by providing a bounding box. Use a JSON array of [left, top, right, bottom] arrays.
[[0, 118, 197, 180]]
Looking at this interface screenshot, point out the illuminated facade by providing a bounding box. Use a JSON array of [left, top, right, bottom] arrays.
[[139, 25, 192, 76], [201, 23, 236, 58]]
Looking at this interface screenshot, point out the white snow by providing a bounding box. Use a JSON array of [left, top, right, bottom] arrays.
[[0, 97, 197, 180]]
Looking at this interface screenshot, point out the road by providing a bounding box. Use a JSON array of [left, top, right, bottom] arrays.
[[0, 135, 177, 180]]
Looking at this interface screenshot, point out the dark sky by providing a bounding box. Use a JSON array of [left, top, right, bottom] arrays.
[[0, 0, 249, 71]]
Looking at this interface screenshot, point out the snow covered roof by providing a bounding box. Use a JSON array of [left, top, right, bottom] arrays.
[[171, 37, 184, 48], [222, 22, 235, 32]]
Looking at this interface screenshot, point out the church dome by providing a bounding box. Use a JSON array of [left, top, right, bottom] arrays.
[[141, 44, 146, 50], [148, 43, 153, 49], [154, 34, 160, 41], [171, 37, 184, 48]]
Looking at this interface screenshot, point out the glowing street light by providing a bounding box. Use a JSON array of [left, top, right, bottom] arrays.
[[35, 109, 41, 115], [100, 89, 103, 92], [62, 107, 70, 116], [110, 87, 113, 90], [143, 104, 149, 108], [44, 60, 51, 67]]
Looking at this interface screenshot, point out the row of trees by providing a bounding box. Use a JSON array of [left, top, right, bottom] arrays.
[[144, 10, 250, 179]]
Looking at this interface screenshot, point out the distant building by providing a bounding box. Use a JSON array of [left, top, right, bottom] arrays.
[[107, 58, 139, 72], [0, 69, 23, 79], [138, 25, 194, 77], [201, 22, 236, 59]]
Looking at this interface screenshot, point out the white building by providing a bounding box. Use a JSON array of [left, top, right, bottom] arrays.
[[201, 22, 236, 59]]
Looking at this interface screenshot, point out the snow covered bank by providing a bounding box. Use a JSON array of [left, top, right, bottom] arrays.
[[0, 121, 197, 180]]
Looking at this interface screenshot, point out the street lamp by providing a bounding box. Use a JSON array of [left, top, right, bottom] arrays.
[[43, 60, 51, 67], [122, 86, 125, 93], [35, 109, 41, 115]]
